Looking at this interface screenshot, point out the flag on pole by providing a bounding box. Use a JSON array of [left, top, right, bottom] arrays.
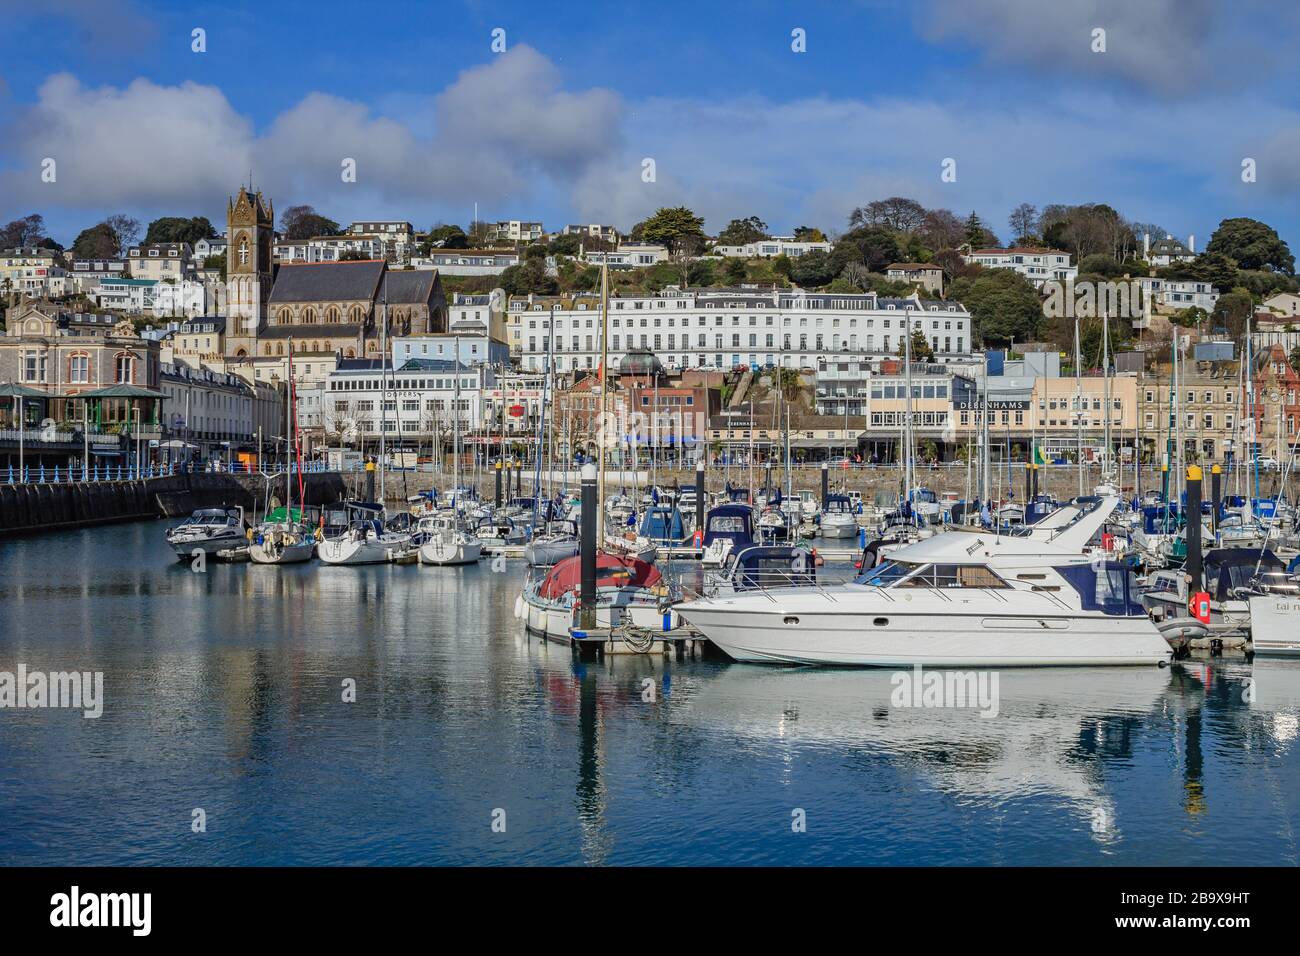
[[1033, 445, 1047, 465]]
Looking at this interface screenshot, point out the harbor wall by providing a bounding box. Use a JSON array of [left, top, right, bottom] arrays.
[[368, 462, 1298, 505], [0, 472, 348, 536]]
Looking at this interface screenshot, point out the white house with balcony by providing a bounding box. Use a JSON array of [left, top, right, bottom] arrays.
[[962, 247, 1076, 287], [713, 238, 833, 258]]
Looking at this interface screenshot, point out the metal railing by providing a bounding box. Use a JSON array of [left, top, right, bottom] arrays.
[[5, 461, 176, 484]]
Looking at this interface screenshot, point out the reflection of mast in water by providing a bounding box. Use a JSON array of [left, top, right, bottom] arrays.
[[574, 664, 612, 864], [1171, 666, 1206, 816]]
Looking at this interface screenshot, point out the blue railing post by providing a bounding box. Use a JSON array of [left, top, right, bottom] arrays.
[[54, 465, 60, 482]]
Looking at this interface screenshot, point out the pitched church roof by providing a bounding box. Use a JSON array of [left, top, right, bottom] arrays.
[[268, 260, 385, 304], [381, 269, 439, 305]]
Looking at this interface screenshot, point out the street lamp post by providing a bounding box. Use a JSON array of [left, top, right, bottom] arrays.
[[132, 405, 142, 477]]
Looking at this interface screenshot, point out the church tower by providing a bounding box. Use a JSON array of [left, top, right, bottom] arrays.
[[224, 185, 274, 357]]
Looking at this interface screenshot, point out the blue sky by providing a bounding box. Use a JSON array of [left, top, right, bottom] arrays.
[[3, 0, 1300, 252]]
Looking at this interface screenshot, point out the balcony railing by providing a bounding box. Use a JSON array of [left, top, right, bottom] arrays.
[[0, 424, 163, 445]]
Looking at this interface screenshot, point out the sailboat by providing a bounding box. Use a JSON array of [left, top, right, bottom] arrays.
[[319, 313, 414, 565], [419, 341, 483, 567], [518, 264, 683, 643], [250, 340, 315, 564]]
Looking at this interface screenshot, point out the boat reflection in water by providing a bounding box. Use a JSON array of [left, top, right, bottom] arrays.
[[521, 643, 1300, 863]]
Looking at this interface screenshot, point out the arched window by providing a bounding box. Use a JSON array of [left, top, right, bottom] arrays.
[[68, 352, 90, 384], [277, 308, 291, 325], [345, 348, 356, 358], [264, 343, 272, 356], [115, 353, 135, 384], [276, 343, 284, 356], [238, 236, 249, 267], [326, 306, 341, 324], [349, 306, 365, 324], [302, 308, 317, 324]]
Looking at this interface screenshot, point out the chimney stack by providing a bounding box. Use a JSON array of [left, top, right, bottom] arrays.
[[1189, 234, 1195, 255], [1143, 232, 1150, 259]]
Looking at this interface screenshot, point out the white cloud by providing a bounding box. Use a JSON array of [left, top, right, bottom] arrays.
[[0, 46, 623, 232], [4, 42, 1300, 250], [0, 73, 254, 208], [917, 0, 1270, 97]]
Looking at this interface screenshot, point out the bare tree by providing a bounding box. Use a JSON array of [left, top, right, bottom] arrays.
[[104, 214, 141, 254], [1008, 203, 1038, 244]]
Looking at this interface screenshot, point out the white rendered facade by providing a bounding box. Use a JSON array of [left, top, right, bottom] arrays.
[[517, 288, 974, 373]]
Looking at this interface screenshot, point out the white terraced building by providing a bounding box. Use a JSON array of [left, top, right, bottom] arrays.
[[961, 247, 1077, 287], [516, 287, 974, 373], [712, 237, 833, 258]]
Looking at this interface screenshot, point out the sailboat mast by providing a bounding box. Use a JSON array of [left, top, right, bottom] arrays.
[[287, 338, 294, 516], [1075, 316, 1083, 497], [453, 334, 460, 518], [597, 265, 609, 544], [1103, 312, 1112, 481], [904, 314, 914, 504], [378, 279, 388, 504]]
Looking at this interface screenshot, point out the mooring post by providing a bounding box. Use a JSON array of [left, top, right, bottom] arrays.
[[1186, 465, 1203, 595], [579, 462, 598, 630]]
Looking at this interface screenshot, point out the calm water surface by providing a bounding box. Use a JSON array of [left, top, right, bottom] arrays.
[[1, 521, 1298, 866]]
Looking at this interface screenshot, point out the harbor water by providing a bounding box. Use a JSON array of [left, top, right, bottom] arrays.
[[1, 520, 1298, 866]]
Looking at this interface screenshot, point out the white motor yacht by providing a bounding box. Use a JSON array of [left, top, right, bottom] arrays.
[[678, 497, 1175, 667], [819, 494, 859, 539], [165, 507, 248, 559]]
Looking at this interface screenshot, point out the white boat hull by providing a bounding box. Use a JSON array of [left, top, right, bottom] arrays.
[[1248, 596, 1300, 656], [248, 538, 315, 564], [318, 535, 413, 565], [167, 533, 246, 558], [819, 516, 859, 538], [419, 538, 483, 566], [679, 590, 1172, 667], [520, 589, 681, 644]]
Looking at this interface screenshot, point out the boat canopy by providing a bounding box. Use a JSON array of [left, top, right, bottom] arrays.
[[539, 552, 662, 600], [264, 506, 317, 524], [729, 546, 816, 591], [639, 505, 687, 542], [1056, 562, 1146, 616], [1202, 548, 1284, 601], [824, 494, 853, 514], [702, 504, 755, 549]]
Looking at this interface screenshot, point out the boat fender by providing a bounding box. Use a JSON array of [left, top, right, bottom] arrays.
[[514, 595, 524, 619]]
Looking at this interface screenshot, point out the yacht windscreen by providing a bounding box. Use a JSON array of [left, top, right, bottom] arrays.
[[1057, 564, 1145, 615], [709, 515, 749, 533], [856, 561, 917, 587]]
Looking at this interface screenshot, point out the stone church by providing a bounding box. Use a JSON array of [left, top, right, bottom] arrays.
[[222, 185, 447, 362]]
